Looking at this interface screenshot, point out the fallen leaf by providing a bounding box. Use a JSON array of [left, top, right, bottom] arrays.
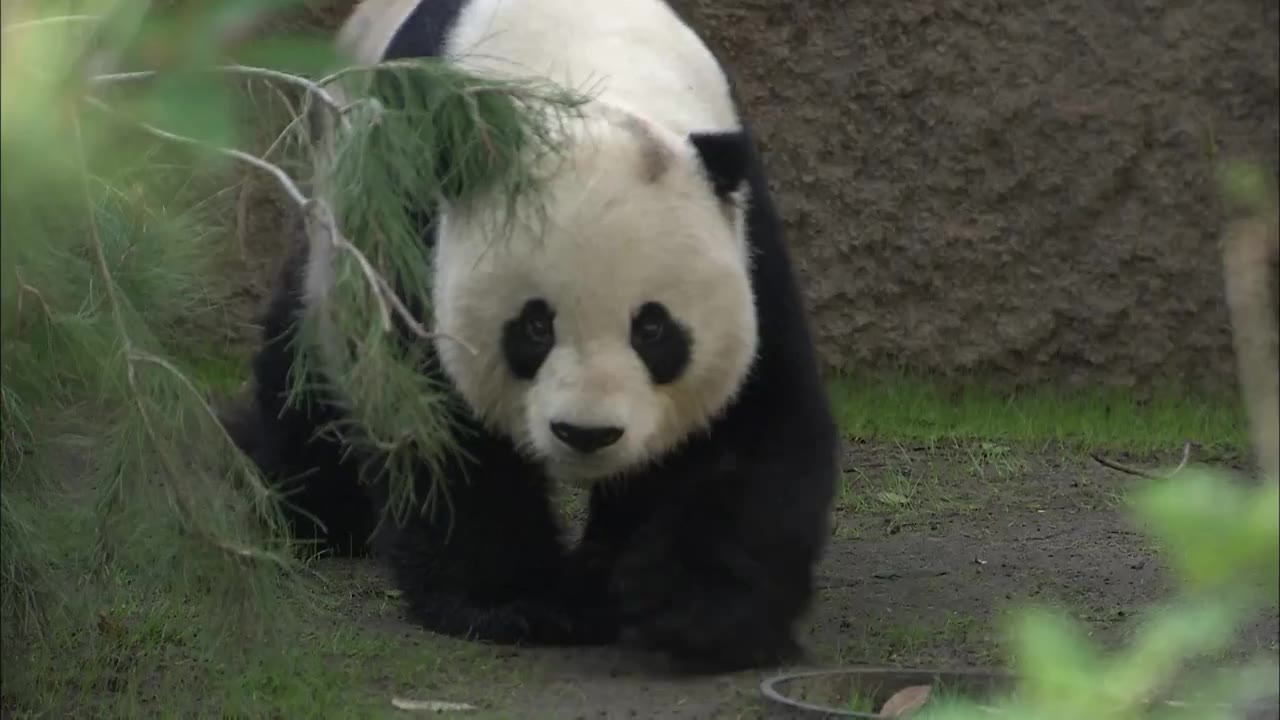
[[879, 684, 932, 717], [391, 697, 478, 712]]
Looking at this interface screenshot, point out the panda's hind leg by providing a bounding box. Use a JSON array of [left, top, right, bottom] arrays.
[[370, 430, 619, 647], [220, 241, 378, 558]]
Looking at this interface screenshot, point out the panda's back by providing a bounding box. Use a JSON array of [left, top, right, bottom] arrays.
[[337, 0, 740, 138]]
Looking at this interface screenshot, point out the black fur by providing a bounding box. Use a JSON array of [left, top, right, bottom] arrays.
[[630, 301, 690, 384], [689, 131, 752, 199], [221, 0, 838, 674], [385, 0, 466, 59], [222, 235, 380, 557], [501, 298, 556, 380]]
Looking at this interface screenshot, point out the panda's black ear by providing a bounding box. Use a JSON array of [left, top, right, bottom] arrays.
[[689, 130, 750, 200]]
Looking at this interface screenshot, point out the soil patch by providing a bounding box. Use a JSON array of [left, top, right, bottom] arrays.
[[315, 440, 1279, 719]]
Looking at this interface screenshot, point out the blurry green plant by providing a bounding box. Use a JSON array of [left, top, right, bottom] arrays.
[[1, 0, 584, 715], [2, 6, 304, 715], [899, 471, 1278, 720]]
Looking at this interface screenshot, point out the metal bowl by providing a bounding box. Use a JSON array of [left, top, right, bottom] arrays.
[[758, 666, 1012, 718], [758, 667, 1280, 719]]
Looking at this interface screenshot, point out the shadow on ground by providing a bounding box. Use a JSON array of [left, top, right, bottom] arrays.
[[314, 440, 1279, 719]]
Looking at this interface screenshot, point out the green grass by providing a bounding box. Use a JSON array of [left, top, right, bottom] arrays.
[[3, 506, 529, 719], [183, 351, 249, 396], [10, 609, 523, 719], [828, 611, 991, 668], [828, 371, 1247, 453], [825, 371, 1248, 538], [840, 673, 987, 716]]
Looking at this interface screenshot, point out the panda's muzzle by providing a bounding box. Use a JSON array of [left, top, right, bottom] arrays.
[[550, 422, 624, 454]]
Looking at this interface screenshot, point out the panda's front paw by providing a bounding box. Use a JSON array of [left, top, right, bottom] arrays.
[[400, 585, 617, 647], [612, 540, 800, 673], [555, 543, 623, 644], [561, 541, 616, 605]]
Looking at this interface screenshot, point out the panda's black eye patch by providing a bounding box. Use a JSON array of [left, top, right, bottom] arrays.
[[631, 302, 690, 385], [502, 298, 556, 380]]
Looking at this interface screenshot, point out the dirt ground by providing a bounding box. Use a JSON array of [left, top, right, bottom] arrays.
[[314, 440, 1279, 719]]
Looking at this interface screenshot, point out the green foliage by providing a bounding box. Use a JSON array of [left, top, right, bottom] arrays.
[[829, 371, 1247, 452], [287, 59, 588, 526], [2, 1, 593, 714], [1134, 473, 1279, 602], [1219, 159, 1277, 216], [1, 3, 325, 712], [98, 0, 344, 150]]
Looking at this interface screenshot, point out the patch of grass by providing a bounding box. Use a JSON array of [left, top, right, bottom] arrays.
[[829, 371, 1246, 452], [182, 352, 250, 395], [844, 679, 982, 717], [831, 612, 994, 669], [852, 463, 942, 532], [845, 687, 879, 713], [836, 445, 998, 535], [12, 610, 523, 719], [962, 442, 1030, 482], [3, 496, 527, 719]]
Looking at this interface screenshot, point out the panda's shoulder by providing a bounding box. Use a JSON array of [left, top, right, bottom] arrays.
[[338, 0, 469, 63]]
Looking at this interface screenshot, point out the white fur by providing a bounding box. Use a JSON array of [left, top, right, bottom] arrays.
[[320, 0, 760, 485]]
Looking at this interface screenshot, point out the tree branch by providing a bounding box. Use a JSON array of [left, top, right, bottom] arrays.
[[1091, 440, 1192, 480], [91, 64, 350, 132], [1, 14, 102, 33], [127, 349, 279, 508], [80, 90, 476, 355]]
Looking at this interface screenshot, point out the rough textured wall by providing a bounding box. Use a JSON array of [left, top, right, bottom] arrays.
[[290, 0, 1278, 391], [671, 0, 1278, 391]]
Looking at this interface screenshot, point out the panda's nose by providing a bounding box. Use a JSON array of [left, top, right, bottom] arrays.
[[550, 422, 624, 453]]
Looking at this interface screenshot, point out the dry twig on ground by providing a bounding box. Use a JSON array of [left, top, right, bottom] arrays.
[[1090, 440, 1193, 480]]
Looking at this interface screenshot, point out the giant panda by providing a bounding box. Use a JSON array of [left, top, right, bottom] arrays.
[[227, 0, 839, 673]]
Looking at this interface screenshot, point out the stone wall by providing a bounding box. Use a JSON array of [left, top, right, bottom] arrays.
[[678, 0, 1278, 390]]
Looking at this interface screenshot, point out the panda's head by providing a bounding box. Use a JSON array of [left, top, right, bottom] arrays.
[[432, 107, 758, 484]]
